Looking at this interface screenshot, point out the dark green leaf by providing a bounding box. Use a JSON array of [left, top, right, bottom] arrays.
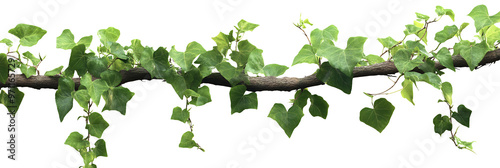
[[229, 85, 258, 114], [232, 40, 256, 67], [435, 47, 455, 71], [171, 106, 189, 123], [292, 44, 317, 66], [433, 114, 452, 136], [237, 19, 259, 32], [0, 53, 7, 84], [102, 86, 134, 115], [87, 56, 108, 77], [441, 82, 453, 105], [87, 112, 109, 138], [435, 25, 458, 43], [140, 47, 155, 77], [64, 44, 88, 77], [309, 94, 328, 119], [55, 77, 74, 122], [359, 98, 395, 133], [184, 68, 203, 91], [100, 70, 122, 87], [151, 47, 170, 78], [467, 5, 500, 32], [184, 89, 200, 98], [195, 47, 223, 67], [190, 86, 212, 106], [94, 139, 107, 157], [162, 68, 187, 99], [393, 49, 423, 73], [245, 49, 264, 74], [8, 24, 47, 47], [293, 89, 311, 109], [64, 131, 89, 151], [268, 104, 303, 138], [216, 62, 248, 86], [179, 131, 199, 149], [263, 64, 288, 77], [316, 62, 352, 94], [452, 104, 472, 127], [0, 87, 24, 116], [56, 29, 76, 49]]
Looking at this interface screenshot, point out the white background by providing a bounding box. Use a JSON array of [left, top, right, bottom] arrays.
[[1, 0, 500, 167]]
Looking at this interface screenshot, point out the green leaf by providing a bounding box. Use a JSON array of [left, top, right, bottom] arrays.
[[268, 104, 304, 138], [468, 5, 500, 32], [88, 79, 109, 106], [149, 47, 170, 78], [317, 36, 367, 78], [310, 29, 323, 50], [293, 89, 311, 109], [64, 44, 88, 77], [417, 58, 436, 73], [441, 82, 453, 105], [416, 12, 430, 20], [404, 24, 421, 35], [171, 106, 189, 123], [216, 62, 247, 86], [232, 40, 256, 67], [292, 44, 317, 66], [87, 112, 109, 138], [316, 62, 353, 94], [0, 38, 13, 47], [365, 54, 385, 65], [310, 25, 339, 51], [401, 78, 414, 105], [434, 25, 458, 43], [0, 53, 7, 84], [55, 77, 74, 122], [0, 87, 24, 116], [184, 89, 200, 98], [139, 47, 155, 77], [229, 85, 258, 114], [184, 68, 202, 91], [436, 6, 455, 21], [404, 72, 441, 89], [179, 131, 199, 149], [109, 57, 132, 71], [98, 27, 120, 46], [102, 86, 135, 115], [323, 25, 339, 42], [162, 68, 187, 99], [245, 49, 264, 74], [433, 114, 452, 136], [455, 136, 475, 153], [485, 25, 500, 47], [212, 32, 231, 56], [22, 51, 40, 66], [44, 66, 64, 76], [195, 47, 223, 67], [170, 42, 205, 71], [237, 19, 259, 32], [460, 41, 489, 71], [452, 104, 472, 127], [8, 24, 47, 47], [435, 47, 455, 71], [458, 22, 469, 37], [80, 151, 96, 166], [87, 56, 108, 77], [190, 86, 212, 106], [359, 98, 395, 133], [56, 29, 76, 49], [20, 64, 36, 78], [76, 36, 93, 48], [377, 36, 398, 48], [100, 70, 122, 87], [109, 42, 128, 60], [64, 132, 89, 151], [129, 39, 144, 61], [393, 49, 424, 73], [72, 90, 90, 111], [309, 94, 329, 119], [94, 139, 107, 157], [263, 64, 288, 77]]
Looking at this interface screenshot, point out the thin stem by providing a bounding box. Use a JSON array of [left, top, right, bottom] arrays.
[[367, 74, 403, 96], [447, 102, 459, 147], [381, 35, 407, 60], [107, 58, 118, 69]]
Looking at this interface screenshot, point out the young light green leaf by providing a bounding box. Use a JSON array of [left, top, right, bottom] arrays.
[[80, 151, 96, 166], [55, 77, 74, 122], [485, 25, 500, 47], [263, 64, 288, 77], [0, 87, 24, 116], [365, 54, 385, 65], [293, 89, 311, 109], [171, 106, 189, 123], [245, 49, 264, 74], [76, 36, 93, 48], [230, 85, 258, 114], [64, 44, 88, 77], [433, 114, 452, 136], [435, 47, 455, 71], [317, 37, 367, 78], [0, 38, 13, 47], [19, 64, 36, 79], [102, 86, 134, 115], [72, 89, 90, 111], [237, 19, 259, 32], [455, 136, 475, 153], [94, 139, 107, 157], [129, 39, 144, 61], [0, 53, 7, 84], [292, 44, 317, 66], [441, 82, 453, 105], [98, 27, 120, 46], [190, 86, 212, 106], [22, 51, 40, 66], [64, 132, 90, 151], [416, 12, 430, 20], [44, 66, 64, 77], [100, 70, 122, 87], [467, 5, 500, 32], [458, 22, 469, 37], [460, 41, 489, 71], [87, 112, 109, 138], [179, 131, 200, 149], [56, 29, 76, 49], [359, 98, 395, 133], [212, 32, 231, 56], [377, 36, 398, 48], [268, 104, 303, 138], [316, 62, 353, 94], [170, 42, 205, 72], [8, 24, 47, 47], [309, 94, 329, 119], [401, 78, 414, 105], [452, 104, 472, 127], [109, 42, 128, 60], [435, 25, 458, 43], [436, 6, 455, 21]]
